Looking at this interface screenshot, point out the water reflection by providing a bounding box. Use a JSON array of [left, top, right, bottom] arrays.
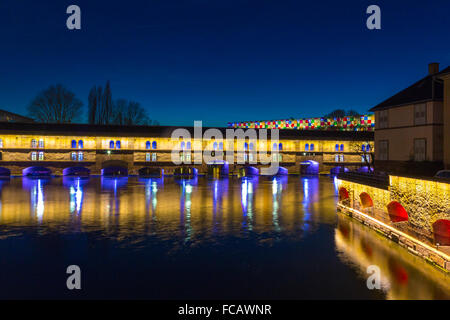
[[0, 176, 448, 299], [336, 213, 450, 299]]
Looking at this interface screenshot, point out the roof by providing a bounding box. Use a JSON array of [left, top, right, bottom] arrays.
[[0, 109, 34, 122], [370, 66, 450, 112], [0, 122, 373, 141]]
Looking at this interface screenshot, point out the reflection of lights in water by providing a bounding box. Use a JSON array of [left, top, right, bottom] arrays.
[[272, 177, 281, 231], [34, 179, 44, 222], [333, 176, 339, 194], [180, 180, 193, 242], [69, 178, 84, 215], [303, 178, 309, 201], [145, 180, 159, 213], [241, 178, 253, 230], [302, 178, 311, 231]]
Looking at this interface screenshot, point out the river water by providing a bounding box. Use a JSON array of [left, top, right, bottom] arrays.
[[0, 176, 448, 299]]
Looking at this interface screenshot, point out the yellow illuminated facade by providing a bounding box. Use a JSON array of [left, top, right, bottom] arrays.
[[0, 124, 374, 175]]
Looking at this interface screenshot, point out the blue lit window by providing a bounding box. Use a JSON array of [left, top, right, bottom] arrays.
[[244, 142, 248, 151], [273, 143, 278, 151], [71, 140, 77, 148], [186, 142, 191, 150], [146, 153, 151, 162], [78, 152, 84, 161], [366, 144, 371, 151], [152, 153, 157, 161], [109, 140, 114, 149], [0, 139, 3, 148], [362, 145, 366, 152], [340, 144, 344, 152], [249, 143, 254, 151], [31, 139, 37, 148], [305, 143, 309, 151], [71, 152, 77, 161], [310, 144, 315, 151], [278, 143, 282, 151], [146, 141, 151, 149], [78, 140, 83, 149], [181, 141, 185, 150], [213, 142, 218, 150], [219, 142, 223, 150], [116, 141, 121, 149], [152, 141, 157, 149], [38, 139, 44, 148], [335, 144, 339, 152]]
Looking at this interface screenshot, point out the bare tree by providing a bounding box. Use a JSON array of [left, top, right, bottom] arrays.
[[28, 84, 83, 123], [349, 140, 374, 172], [111, 99, 150, 125]]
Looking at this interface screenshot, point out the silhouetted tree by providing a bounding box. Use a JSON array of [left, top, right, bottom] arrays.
[[111, 99, 151, 125], [27, 84, 83, 123], [101, 80, 113, 124], [88, 81, 113, 124], [324, 109, 361, 118]]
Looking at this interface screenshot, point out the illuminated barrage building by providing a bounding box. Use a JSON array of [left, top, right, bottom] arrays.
[[0, 122, 373, 176], [228, 114, 375, 131]]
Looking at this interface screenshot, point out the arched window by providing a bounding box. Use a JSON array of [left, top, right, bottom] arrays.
[[305, 143, 309, 151], [38, 151, 44, 161], [213, 142, 218, 150], [152, 153, 157, 161], [335, 144, 339, 152], [244, 142, 248, 151], [219, 142, 223, 151], [278, 143, 283, 151], [366, 144, 371, 152], [181, 141, 185, 150], [38, 139, 44, 148], [249, 142, 254, 151], [273, 143, 278, 151], [109, 140, 114, 149], [116, 141, 121, 149], [71, 152, 77, 161], [146, 141, 151, 149], [310, 144, 315, 151], [340, 144, 344, 152], [71, 140, 77, 148], [78, 152, 84, 161], [186, 142, 191, 150], [78, 140, 83, 149], [335, 154, 340, 162], [152, 141, 157, 149], [31, 139, 37, 148], [362, 145, 366, 152], [0, 138, 3, 148], [146, 153, 151, 161]]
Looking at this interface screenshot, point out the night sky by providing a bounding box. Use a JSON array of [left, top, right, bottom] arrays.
[[1, 0, 449, 126]]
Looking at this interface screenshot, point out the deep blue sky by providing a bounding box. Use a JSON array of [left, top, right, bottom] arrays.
[[1, 0, 449, 126]]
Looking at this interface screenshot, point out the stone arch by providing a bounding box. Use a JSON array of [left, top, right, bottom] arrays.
[[101, 160, 128, 176], [432, 219, 450, 246], [63, 167, 90, 176], [387, 201, 409, 222], [338, 187, 349, 201], [0, 167, 11, 177], [359, 192, 373, 208], [23, 166, 51, 177]]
